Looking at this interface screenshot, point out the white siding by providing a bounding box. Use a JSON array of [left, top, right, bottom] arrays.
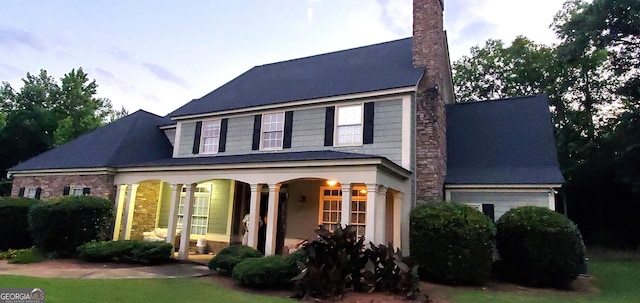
[[448, 191, 550, 220], [163, 128, 176, 147], [176, 122, 196, 157]]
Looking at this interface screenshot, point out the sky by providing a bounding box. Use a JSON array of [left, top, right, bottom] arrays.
[[0, 0, 567, 116]]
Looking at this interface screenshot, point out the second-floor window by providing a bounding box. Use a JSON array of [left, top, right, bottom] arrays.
[[336, 104, 363, 145], [201, 120, 221, 154], [261, 112, 284, 150]]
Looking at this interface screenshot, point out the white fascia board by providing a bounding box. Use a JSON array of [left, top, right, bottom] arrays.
[[171, 87, 416, 122]]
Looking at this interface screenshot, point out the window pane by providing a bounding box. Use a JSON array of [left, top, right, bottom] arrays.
[[337, 125, 362, 144], [338, 105, 362, 125], [201, 120, 221, 153]]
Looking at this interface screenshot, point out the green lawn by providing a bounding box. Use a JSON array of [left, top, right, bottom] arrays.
[[0, 276, 295, 303], [443, 258, 640, 303], [1, 257, 638, 303]]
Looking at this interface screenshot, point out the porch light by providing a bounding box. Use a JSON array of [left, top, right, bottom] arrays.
[[360, 189, 367, 194], [326, 180, 338, 186]]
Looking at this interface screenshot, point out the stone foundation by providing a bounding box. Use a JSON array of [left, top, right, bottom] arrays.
[[11, 174, 116, 201]]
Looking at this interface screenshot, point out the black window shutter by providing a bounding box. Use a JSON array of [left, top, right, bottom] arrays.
[[192, 121, 202, 154], [482, 204, 495, 222], [218, 118, 228, 153], [363, 102, 375, 144], [18, 187, 25, 197], [35, 187, 42, 200], [324, 107, 335, 146], [283, 111, 294, 149], [252, 115, 262, 150], [83, 187, 91, 195], [63, 186, 70, 196]]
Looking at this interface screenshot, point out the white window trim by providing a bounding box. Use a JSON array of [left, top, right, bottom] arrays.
[[200, 119, 222, 155], [464, 203, 483, 212], [318, 185, 367, 236], [26, 188, 38, 199], [334, 103, 364, 147], [177, 184, 211, 237], [260, 111, 285, 151], [70, 187, 85, 196], [349, 185, 367, 237]]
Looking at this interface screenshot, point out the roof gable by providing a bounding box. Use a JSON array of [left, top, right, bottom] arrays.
[[169, 38, 423, 118], [446, 94, 564, 185], [9, 110, 173, 171]]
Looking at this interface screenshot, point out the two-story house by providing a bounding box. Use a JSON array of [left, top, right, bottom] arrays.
[[7, 0, 563, 260]]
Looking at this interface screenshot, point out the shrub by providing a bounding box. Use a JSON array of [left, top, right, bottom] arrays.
[[292, 225, 420, 300], [0, 197, 37, 250], [77, 240, 173, 264], [496, 206, 585, 288], [232, 255, 298, 288], [28, 196, 114, 256], [3, 248, 46, 264], [207, 245, 262, 275], [410, 202, 496, 285]]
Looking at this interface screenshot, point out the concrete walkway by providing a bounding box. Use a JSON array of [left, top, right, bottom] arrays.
[[0, 260, 211, 279]]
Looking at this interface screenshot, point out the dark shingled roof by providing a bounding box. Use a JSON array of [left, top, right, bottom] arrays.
[[9, 110, 174, 171], [116, 150, 384, 168], [446, 95, 564, 185], [168, 37, 423, 118]]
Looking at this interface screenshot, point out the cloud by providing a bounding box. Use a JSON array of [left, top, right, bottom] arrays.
[[109, 47, 133, 62], [307, 8, 313, 22], [141, 62, 189, 88], [376, 0, 412, 36], [457, 20, 498, 44], [0, 62, 22, 78], [94, 67, 136, 94], [0, 27, 47, 51]]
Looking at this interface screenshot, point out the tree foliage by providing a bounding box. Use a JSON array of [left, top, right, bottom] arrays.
[[0, 68, 122, 195]]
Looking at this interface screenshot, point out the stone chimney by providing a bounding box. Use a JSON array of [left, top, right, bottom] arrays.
[[413, 0, 452, 202]]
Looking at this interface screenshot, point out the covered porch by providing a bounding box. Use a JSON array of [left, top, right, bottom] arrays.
[[111, 154, 412, 260]]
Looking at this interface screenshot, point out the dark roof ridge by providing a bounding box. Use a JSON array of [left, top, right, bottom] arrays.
[[105, 111, 167, 166], [451, 94, 547, 106], [255, 37, 413, 68]]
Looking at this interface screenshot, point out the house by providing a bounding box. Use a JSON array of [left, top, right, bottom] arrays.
[[7, 0, 563, 260]]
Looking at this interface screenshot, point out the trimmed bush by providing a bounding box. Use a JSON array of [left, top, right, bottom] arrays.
[[0, 197, 37, 250], [207, 245, 262, 275], [3, 248, 46, 264], [410, 202, 496, 285], [232, 255, 298, 288], [77, 240, 173, 264], [28, 196, 114, 256], [496, 206, 585, 288]]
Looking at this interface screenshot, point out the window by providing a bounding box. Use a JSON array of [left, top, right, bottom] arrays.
[[201, 120, 221, 154], [336, 104, 362, 145], [261, 112, 284, 149], [26, 188, 37, 199], [177, 185, 211, 235], [350, 187, 367, 237], [319, 186, 367, 236], [71, 188, 85, 196], [319, 188, 342, 232]]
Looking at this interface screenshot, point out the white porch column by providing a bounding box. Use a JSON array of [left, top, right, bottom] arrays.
[[393, 192, 404, 250], [375, 186, 387, 245], [365, 184, 378, 245], [340, 184, 352, 227], [121, 183, 139, 240], [112, 184, 127, 240], [166, 183, 183, 247], [178, 183, 196, 260], [264, 183, 280, 256], [247, 184, 261, 248]]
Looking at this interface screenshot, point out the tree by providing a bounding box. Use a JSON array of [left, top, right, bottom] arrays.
[[0, 68, 121, 195]]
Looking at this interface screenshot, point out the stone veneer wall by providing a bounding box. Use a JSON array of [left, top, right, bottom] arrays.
[[11, 174, 116, 201], [130, 180, 162, 240], [413, 0, 448, 202]]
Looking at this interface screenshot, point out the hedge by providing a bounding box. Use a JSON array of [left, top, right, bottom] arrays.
[[28, 195, 114, 256], [0, 197, 37, 250], [410, 202, 496, 285], [77, 240, 173, 264], [496, 206, 585, 288], [208, 245, 263, 275], [232, 255, 298, 288]]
